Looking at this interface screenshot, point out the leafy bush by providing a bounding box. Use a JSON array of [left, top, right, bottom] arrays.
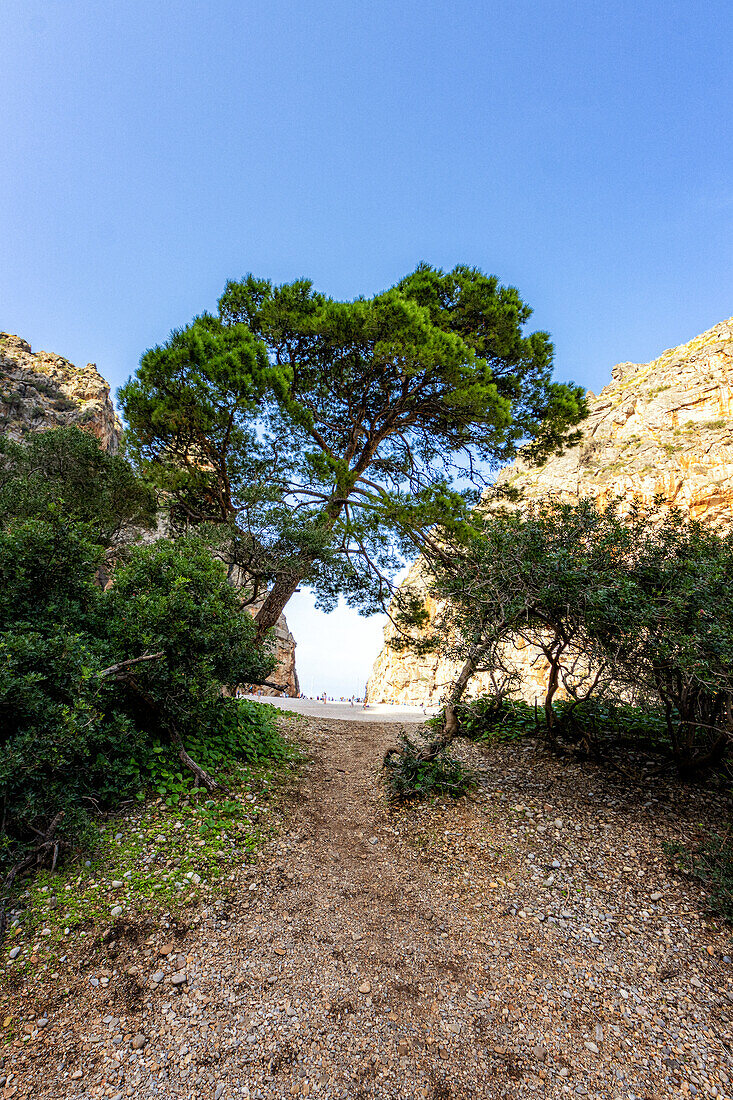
[[126, 700, 292, 806], [383, 735, 477, 802], [0, 427, 156, 545], [430, 694, 671, 757], [0, 437, 282, 881], [430, 697, 538, 743], [108, 535, 275, 741], [413, 497, 733, 772], [665, 833, 733, 923]]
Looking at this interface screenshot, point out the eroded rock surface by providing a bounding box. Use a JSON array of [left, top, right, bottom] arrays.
[[368, 317, 733, 705], [257, 612, 299, 698], [0, 333, 122, 452]]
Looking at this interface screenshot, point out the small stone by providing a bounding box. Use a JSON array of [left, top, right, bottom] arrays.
[[151, 970, 165, 983], [273, 945, 286, 956], [111, 881, 124, 888], [131, 1033, 147, 1050], [533, 1045, 546, 1062], [8, 947, 21, 961], [650, 891, 663, 901], [583, 1041, 599, 1054], [170, 971, 187, 986], [71, 1069, 83, 1079], [215, 1087, 225, 1100], [36, 1018, 48, 1029], [110, 906, 123, 918], [159, 943, 174, 956], [358, 981, 371, 994]]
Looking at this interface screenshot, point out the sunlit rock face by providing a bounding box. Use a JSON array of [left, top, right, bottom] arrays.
[[0, 333, 122, 453], [247, 611, 299, 698], [367, 317, 733, 706]]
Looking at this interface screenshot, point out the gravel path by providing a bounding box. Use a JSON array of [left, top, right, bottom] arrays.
[[2, 718, 732, 1099]]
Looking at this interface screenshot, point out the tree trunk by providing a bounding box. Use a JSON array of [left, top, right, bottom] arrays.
[[252, 497, 345, 638], [415, 640, 492, 762], [254, 572, 304, 637], [544, 657, 560, 745], [125, 677, 226, 793], [169, 727, 228, 793]]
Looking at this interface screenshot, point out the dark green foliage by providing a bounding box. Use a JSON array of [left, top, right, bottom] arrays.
[[108, 536, 274, 736], [107, 700, 291, 809], [431, 695, 670, 752], [0, 433, 282, 881], [410, 497, 733, 772], [120, 266, 586, 630], [429, 697, 539, 743], [383, 735, 477, 802], [665, 833, 733, 922], [0, 427, 156, 545]]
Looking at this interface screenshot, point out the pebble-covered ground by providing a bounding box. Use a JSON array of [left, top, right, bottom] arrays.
[[1, 717, 731, 1099]]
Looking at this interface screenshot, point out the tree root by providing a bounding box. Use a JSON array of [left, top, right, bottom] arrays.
[[0, 811, 65, 943]]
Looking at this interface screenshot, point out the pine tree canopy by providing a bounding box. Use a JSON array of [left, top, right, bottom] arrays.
[[119, 264, 587, 629]]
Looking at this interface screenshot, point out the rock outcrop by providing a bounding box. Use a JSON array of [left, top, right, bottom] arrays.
[[368, 317, 733, 706], [0, 333, 122, 452], [261, 614, 299, 698]]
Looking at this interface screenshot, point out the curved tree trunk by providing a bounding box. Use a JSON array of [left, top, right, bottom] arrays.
[[254, 572, 304, 637], [416, 639, 492, 762]]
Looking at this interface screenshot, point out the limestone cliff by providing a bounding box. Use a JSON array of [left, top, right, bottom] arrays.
[[259, 614, 299, 698], [368, 316, 733, 706], [0, 333, 122, 452]]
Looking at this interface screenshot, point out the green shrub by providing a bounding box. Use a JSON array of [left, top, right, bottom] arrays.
[[432, 697, 539, 742], [665, 832, 733, 923], [0, 514, 279, 876], [430, 694, 671, 755], [383, 735, 477, 802]]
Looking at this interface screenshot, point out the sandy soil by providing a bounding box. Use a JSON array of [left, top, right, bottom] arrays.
[[242, 697, 437, 723]]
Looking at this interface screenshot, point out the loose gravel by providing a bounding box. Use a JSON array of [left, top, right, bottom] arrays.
[[1, 718, 731, 1099]]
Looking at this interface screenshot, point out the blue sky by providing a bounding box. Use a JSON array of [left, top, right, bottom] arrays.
[[3, 1, 731, 694]]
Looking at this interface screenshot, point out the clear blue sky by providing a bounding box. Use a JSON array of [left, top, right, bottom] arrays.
[[3, 0, 731, 694]]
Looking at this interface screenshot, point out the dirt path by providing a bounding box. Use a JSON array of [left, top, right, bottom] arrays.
[[3, 718, 732, 1099]]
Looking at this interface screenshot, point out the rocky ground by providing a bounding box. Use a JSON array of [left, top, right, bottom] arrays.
[[1, 717, 731, 1099]]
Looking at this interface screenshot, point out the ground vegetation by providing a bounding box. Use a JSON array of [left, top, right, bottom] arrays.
[[0, 429, 286, 931]]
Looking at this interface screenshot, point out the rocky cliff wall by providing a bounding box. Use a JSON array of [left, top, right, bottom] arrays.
[[367, 317, 733, 706], [255, 613, 300, 698], [0, 333, 122, 452]]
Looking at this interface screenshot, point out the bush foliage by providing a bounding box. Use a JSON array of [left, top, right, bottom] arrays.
[[0, 429, 283, 882], [383, 735, 477, 802], [408, 497, 733, 773]]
